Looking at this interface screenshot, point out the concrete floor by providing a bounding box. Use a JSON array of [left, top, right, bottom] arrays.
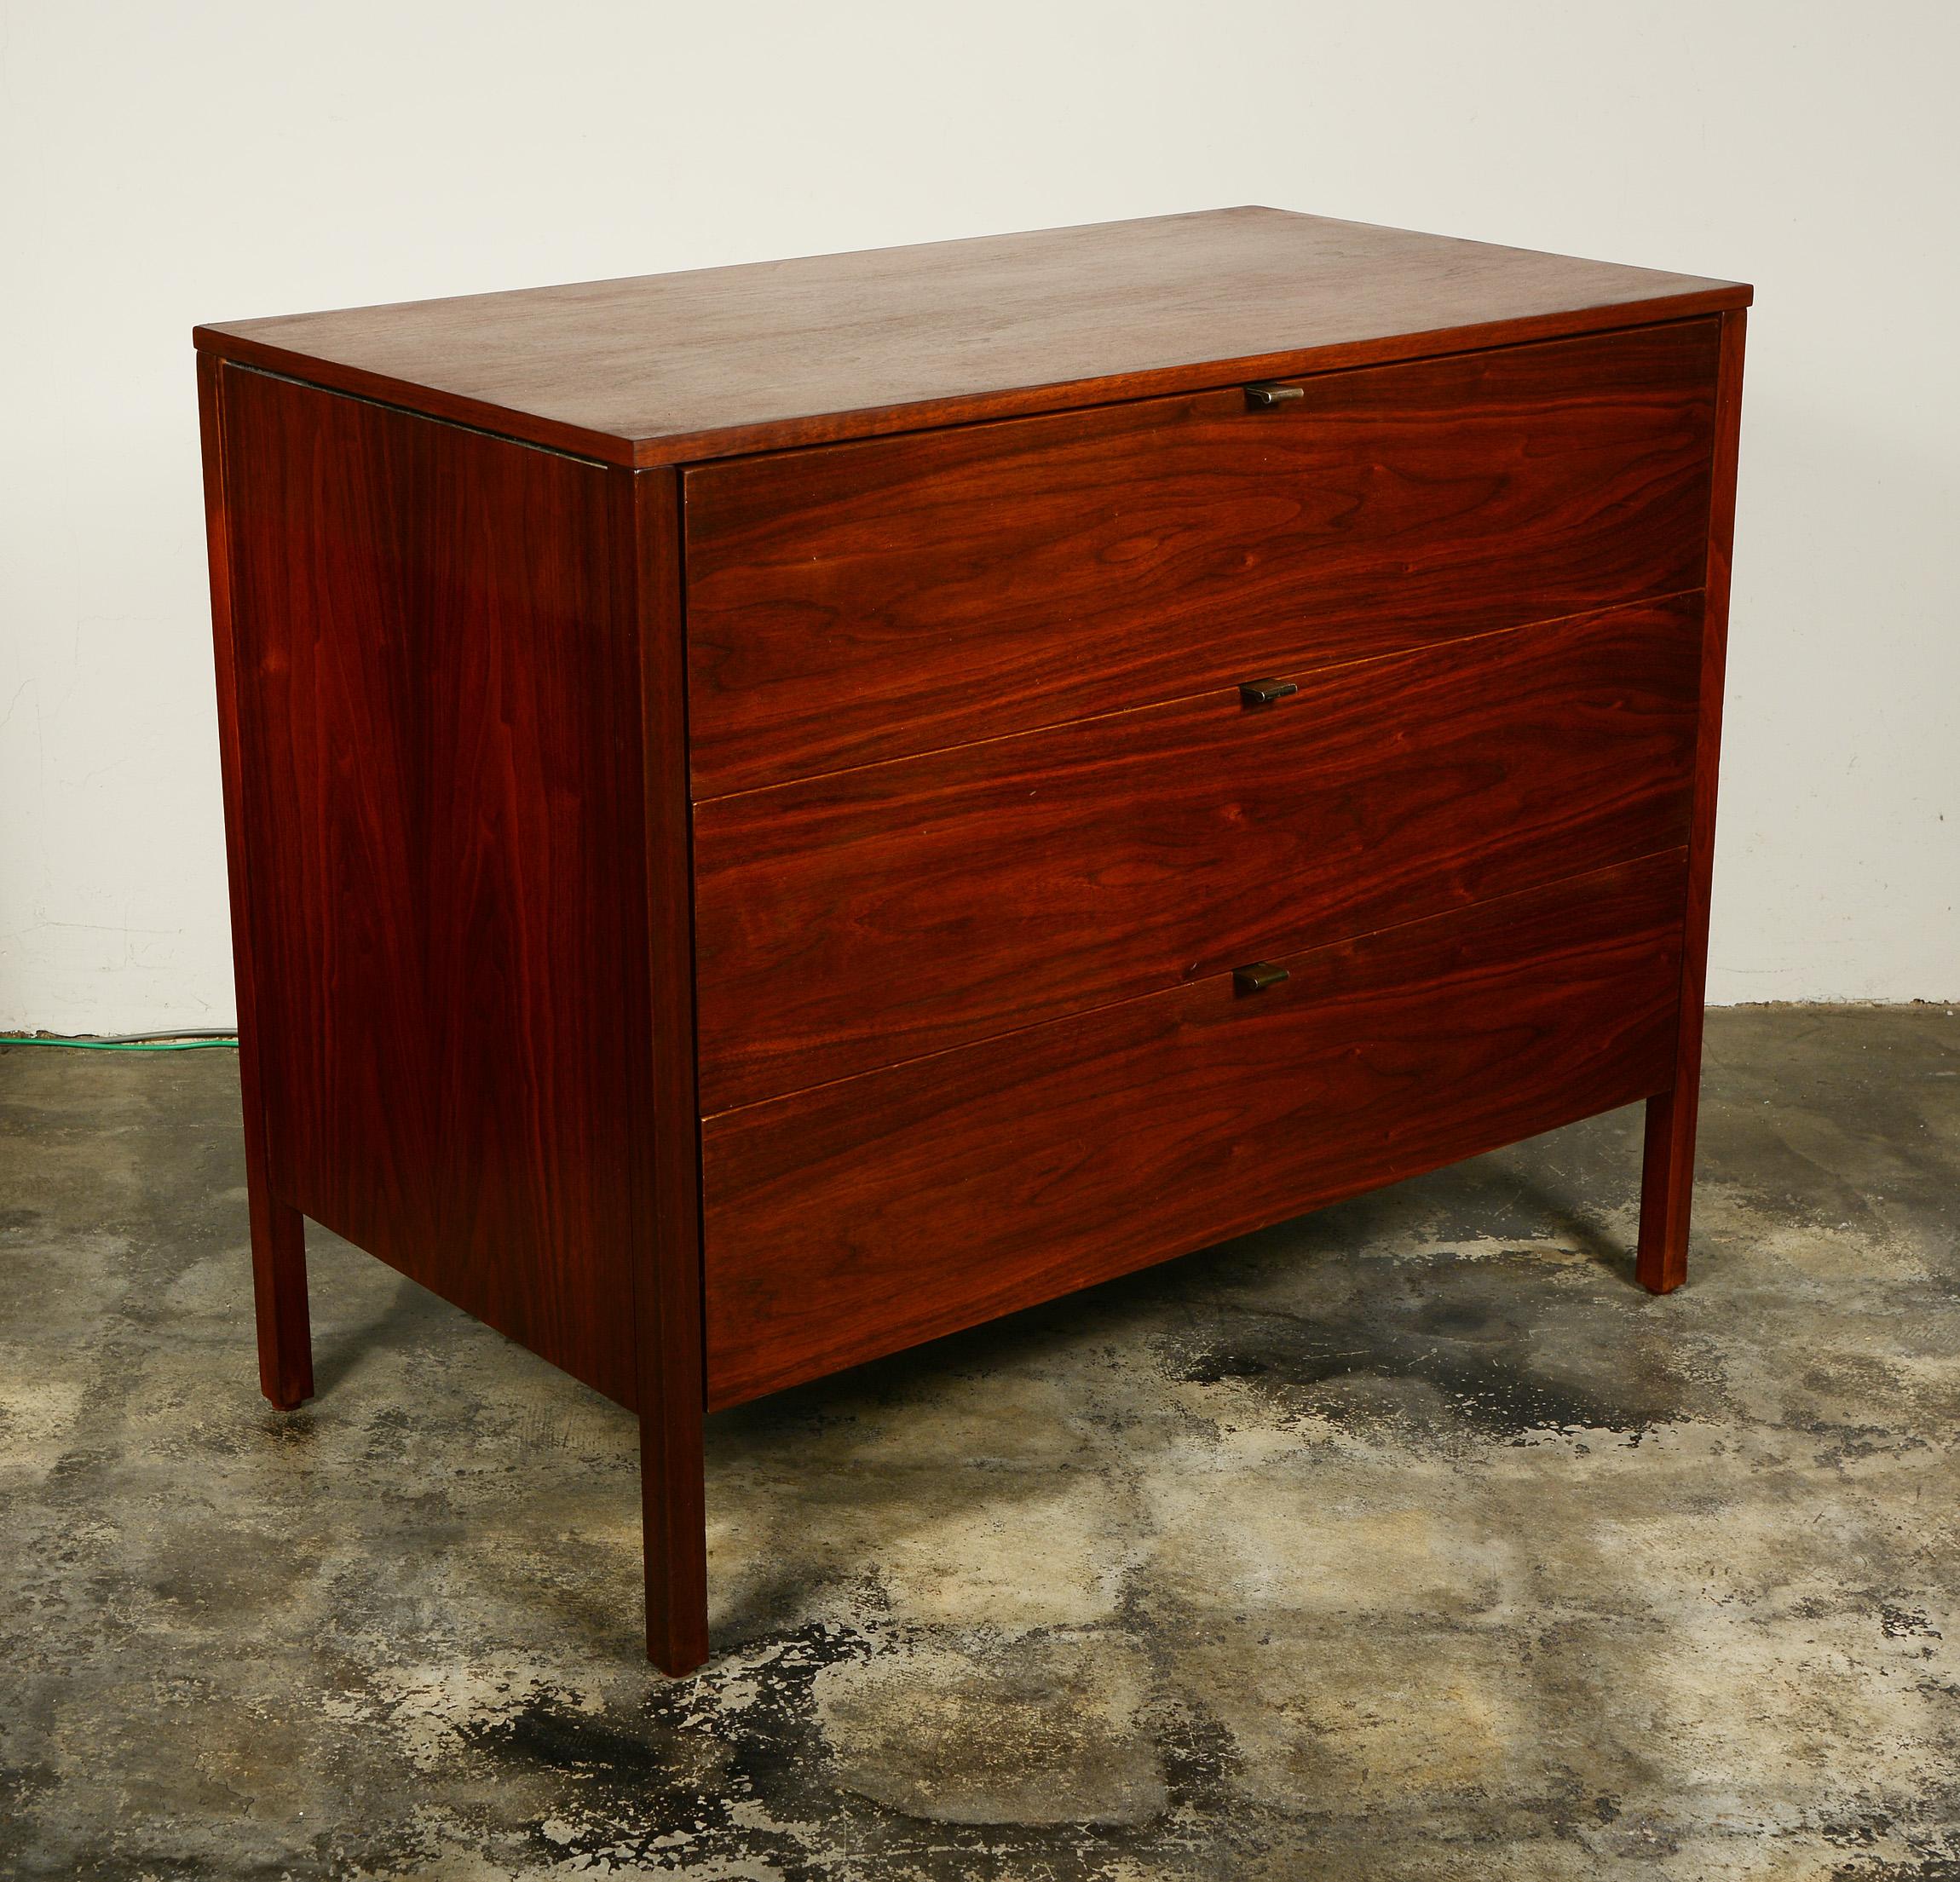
[[2, 1006, 1957, 1880]]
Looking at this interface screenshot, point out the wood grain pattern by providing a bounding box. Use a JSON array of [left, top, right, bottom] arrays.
[[193, 209, 1748, 468], [684, 320, 1721, 794], [219, 364, 656, 1410], [199, 215, 1748, 1669], [695, 596, 1703, 1113], [199, 354, 314, 1411], [1640, 308, 1750, 1293], [702, 851, 1687, 1408], [629, 470, 710, 1676]]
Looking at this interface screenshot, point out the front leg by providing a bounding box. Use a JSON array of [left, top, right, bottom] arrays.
[[640, 1391, 709, 1675], [247, 1158, 312, 1407], [1637, 1084, 1696, 1294]]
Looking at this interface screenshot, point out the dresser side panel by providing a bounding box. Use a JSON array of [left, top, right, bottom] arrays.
[[218, 365, 654, 1406]]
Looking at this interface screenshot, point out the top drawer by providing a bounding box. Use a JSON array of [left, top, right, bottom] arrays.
[[683, 319, 1720, 797]]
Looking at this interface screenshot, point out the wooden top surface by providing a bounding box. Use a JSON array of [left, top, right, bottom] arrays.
[[194, 207, 1750, 467]]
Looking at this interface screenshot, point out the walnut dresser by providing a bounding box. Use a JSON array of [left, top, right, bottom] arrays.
[[194, 208, 1750, 1672]]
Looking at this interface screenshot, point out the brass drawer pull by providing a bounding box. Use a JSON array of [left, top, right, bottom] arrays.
[[1232, 962, 1291, 995], [1244, 381, 1305, 408], [1239, 677, 1299, 707]]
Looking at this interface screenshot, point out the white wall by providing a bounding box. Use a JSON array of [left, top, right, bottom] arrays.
[[3, 0, 1954, 1029]]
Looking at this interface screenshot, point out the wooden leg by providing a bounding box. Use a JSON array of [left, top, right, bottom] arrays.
[[202, 351, 314, 1414], [250, 1177, 313, 1409], [1636, 1082, 1697, 1294], [640, 1401, 708, 1675], [631, 467, 710, 1676], [1635, 307, 1744, 1299]]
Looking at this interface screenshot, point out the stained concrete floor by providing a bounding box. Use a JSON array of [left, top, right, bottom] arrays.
[[2, 1006, 1957, 1880]]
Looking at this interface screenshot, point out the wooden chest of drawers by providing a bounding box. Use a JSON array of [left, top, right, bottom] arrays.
[[194, 209, 1749, 1672]]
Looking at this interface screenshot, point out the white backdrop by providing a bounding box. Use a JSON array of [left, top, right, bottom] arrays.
[[3, 0, 1955, 1030]]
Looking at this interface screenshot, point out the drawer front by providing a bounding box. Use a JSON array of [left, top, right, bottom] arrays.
[[694, 596, 1700, 1114], [683, 319, 1721, 797], [702, 851, 1686, 1407]]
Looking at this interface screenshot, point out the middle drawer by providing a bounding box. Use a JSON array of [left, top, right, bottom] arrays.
[[693, 593, 1702, 1114]]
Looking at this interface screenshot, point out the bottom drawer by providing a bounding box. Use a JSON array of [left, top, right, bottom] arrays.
[[701, 850, 1687, 1407]]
